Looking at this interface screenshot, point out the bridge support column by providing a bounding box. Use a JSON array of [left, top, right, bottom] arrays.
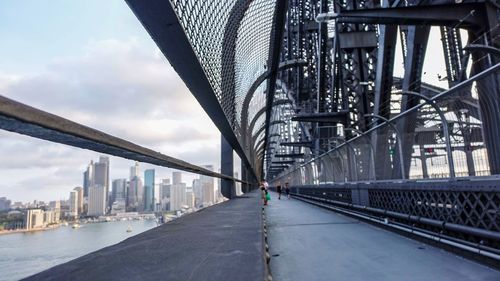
[[241, 163, 249, 193], [221, 134, 236, 199]]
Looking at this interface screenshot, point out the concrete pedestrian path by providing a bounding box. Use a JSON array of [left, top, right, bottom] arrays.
[[265, 191, 500, 281]]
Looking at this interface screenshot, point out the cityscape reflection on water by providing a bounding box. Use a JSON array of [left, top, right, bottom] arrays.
[[0, 220, 157, 281]]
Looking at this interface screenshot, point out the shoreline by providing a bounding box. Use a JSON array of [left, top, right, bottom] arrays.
[[0, 224, 60, 236]]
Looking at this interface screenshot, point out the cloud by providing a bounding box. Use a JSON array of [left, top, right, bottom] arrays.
[[0, 38, 221, 202]]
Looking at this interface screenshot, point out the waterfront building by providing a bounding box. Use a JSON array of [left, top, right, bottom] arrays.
[[110, 199, 126, 215], [48, 201, 61, 223], [144, 169, 155, 212], [94, 156, 110, 209], [69, 191, 79, 219], [73, 187, 84, 214], [88, 185, 106, 217], [25, 209, 44, 230]]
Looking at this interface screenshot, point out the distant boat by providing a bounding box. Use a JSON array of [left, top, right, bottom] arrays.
[[126, 225, 132, 233], [72, 223, 80, 229]]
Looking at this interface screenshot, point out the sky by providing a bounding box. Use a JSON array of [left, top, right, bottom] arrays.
[[0, 0, 231, 202]]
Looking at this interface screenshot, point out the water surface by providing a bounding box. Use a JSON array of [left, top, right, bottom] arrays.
[[0, 220, 157, 281]]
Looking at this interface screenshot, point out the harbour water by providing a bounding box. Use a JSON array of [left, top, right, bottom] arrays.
[[0, 220, 157, 281]]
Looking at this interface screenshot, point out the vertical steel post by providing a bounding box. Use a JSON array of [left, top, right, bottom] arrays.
[[221, 134, 235, 199]]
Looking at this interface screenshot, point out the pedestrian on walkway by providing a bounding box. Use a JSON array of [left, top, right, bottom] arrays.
[[276, 182, 282, 200], [260, 181, 270, 206], [285, 182, 290, 199]]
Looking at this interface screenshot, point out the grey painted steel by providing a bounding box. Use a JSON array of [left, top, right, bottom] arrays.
[[24, 191, 266, 281], [0, 95, 248, 183], [334, 3, 485, 28], [274, 63, 500, 182], [265, 191, 500, 281], [397, 90, 455, 178], [365, 114, 406, 179], [241, 60, 307, 140], [124, 0, 257, 181], [262, 0, 288, 178], [221, 135, 236, 198]]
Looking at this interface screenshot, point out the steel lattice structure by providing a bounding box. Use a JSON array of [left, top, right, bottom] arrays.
[[125, 0, 499, 192]]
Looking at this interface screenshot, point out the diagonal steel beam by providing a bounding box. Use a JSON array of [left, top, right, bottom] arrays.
[[0, 95, 249, 183]]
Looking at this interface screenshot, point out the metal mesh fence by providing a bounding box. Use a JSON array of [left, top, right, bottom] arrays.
[[170, 0, 278, 133], [271, 66, 499, 185]]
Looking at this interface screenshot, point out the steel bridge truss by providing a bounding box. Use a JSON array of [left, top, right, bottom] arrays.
[[122, 0, 500, 264]]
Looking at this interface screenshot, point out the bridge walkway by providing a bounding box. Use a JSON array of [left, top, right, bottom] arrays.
[[23, 191, 267, 281], [265, 192, 500, 281]]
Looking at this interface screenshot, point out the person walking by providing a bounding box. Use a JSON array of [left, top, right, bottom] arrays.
[[276, 182, 282, 200], [260, 181, 268, 206], [284, 182, 290, 199]]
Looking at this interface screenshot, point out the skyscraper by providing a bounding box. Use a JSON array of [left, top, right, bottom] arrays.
[[88, 185, 106, 216], [83, 161, 94, 198], [201, 165, 215, 206], [112, 179, 127, 204], [73, 187, 84, 215], [127, 176, 143, 211], [69, 191, 78, 219], [172, 171, 182, 185], [158, 179, 171, 211], [186, 189, 195, 209], [170, 182, 186, 211], [144, 169, 155, 212], [130, 162, 140, 180], [192, 179, 202, 207], [94, 157, 110, 208]]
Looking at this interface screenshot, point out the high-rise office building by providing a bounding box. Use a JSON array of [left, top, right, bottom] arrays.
[[69, 191, 78, 219], [170, 182, 186, 211], [83, 161, 94, 198], [112, 179, 127, 204], [88, 184, 106, 216], [94, 157, 109, 208], [127, 176, 143, 211], [186, 189, 195, 209], [144, 169, 155, 212], [49, 201, 61, 223], [172, 172, 182, 185], [130, 162, 140, 180], [73, 187, 84, 215], [201, 165, 215, 206], [158, 179, 171, 211], [192, 179, 202, 207]]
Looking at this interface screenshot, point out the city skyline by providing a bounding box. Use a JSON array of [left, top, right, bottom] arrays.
[[0, 156, 222, 204], [0, 0, 229, 203]]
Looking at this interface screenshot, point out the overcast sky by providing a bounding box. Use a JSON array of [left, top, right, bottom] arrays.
[[0, 0, 232, 202]]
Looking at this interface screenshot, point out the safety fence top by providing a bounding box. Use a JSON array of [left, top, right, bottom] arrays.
[[126, 0, 285, 179]]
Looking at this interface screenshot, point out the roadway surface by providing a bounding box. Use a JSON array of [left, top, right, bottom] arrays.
[[266, 192, 500, 281], [23, 191, 266, 281]]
